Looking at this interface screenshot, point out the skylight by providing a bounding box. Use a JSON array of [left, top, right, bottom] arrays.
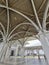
[[25, 39, 42, 47]]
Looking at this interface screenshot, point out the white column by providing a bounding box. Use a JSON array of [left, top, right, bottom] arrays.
[[15, 45, 19, 56], [4, 47, 10, 61], [39, 33, 49, 64], [0, 43, 6, 59], [20, 46, 25, 57], [13, 45, 19, 64], [1, 43, 8, 62]]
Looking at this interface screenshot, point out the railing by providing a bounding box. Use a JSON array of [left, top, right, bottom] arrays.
[[0, 55, 47, 65], [3, 56, 25, 65]]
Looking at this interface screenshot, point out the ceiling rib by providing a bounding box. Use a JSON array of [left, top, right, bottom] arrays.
[[0, 4, 40, 32], [38, 0, 46, 13], [6, 0, 10, 36], [42, 0, 49, 30], [8, 22, 33, 38], [0, 22, 6, 35], [31, 0, 42, 30]]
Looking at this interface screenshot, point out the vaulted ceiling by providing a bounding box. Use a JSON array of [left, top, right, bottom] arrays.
[[0, 0, 49, 41]]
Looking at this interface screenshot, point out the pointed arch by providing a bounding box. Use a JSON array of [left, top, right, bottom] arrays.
[[31, 0, 42, 29], [42, 0, 49, 30], [0, 4, 40, 32], [8, 31, 33, 41], [8, 23, 33, 38]]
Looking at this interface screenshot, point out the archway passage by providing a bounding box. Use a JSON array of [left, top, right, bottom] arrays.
[[0, 0, 49, 65]]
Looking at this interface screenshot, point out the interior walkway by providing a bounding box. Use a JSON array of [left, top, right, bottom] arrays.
[[0, 57, 48, 65]]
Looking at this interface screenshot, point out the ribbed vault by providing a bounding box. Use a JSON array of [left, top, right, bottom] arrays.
[[0, 0, 49, 41]]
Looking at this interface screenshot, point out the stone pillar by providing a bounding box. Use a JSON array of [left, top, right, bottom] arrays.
[[20, 46, 25, 57], [37, 50, 40, 60], [1, 43, 8, 62], [15, 45, 19, 56], [39, 33, 49, 64], [4, 46, 10, 61], [0, 43, 6, 60]]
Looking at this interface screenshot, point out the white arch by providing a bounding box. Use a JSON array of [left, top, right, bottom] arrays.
[[0, 22, 6, 35], [8, 31, 33, 41], [8, 23, 33, 38], [31, 0, 42, 29], [8, 31, 33, 47], [0, 4, 40, 31], [42, 0, 49, 30]]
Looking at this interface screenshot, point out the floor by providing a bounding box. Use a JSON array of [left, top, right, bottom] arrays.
[[0, 57, 48, 65]]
